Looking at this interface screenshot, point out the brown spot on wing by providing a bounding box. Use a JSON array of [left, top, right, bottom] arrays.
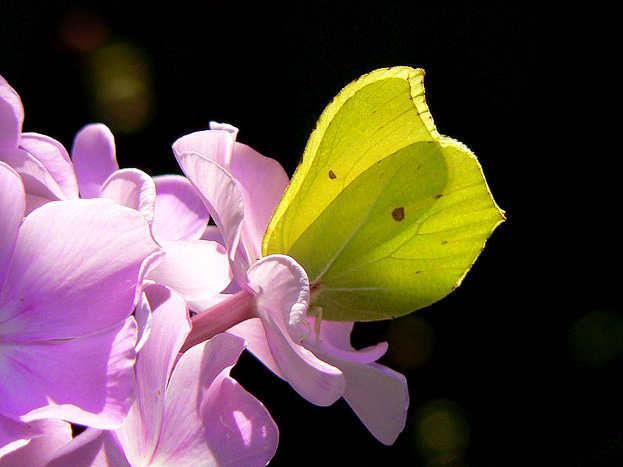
[[392, 207, 405, 221]]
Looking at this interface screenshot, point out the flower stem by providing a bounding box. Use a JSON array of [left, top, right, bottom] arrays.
[[180, 290, 256, 352]]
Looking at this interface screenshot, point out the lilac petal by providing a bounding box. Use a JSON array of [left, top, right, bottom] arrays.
[[173, 127, 236, 169], [0, 75, 24, 150], [152, 174, 210, 242], [115, 284, 190, 465], [228, 318, 286, 379], [200, 224, 225, 243], [45, 428, 130, 467], [1, 317, 137, 428], [198, 378, 278, 467], [248, 255, 345, 406], [100, 168, 156, 226], [175, 150, 252, 290], [147, 240, 232, 312], [0, 199, 161, 340], [0, 414, 44, 459], [133, 289, 152, 353], [0, 418, 72, 467], [71, 123, 119, 199], [0, 163, 24, 293], [152, 333, 278, 467], [19, 133, 79, 200], [302, 321, 407, 443], [0, 147, 67, 213], [230, 142, 289, 257], [209, 120, 239, 140], [319, 350, 409, 445], [306, 320, 388, 364]]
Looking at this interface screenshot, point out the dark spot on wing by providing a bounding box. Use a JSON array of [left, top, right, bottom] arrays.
[[328, 170, 337, 179], [392, 207, 405, 221]]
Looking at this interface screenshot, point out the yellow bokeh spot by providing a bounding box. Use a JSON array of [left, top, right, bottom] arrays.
[[413, 398, 470, 466], [87, 41, 155, 134]]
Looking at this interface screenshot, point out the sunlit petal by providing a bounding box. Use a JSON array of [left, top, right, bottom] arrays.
[[0, 199, 160, 340], [153, 333, 278, 467], [71, 123, 119, 199], [147, 240, 232, 312], [0, 163, 24, 294], [3, 318, 137, 429], [101, 168, 156, 226], [152, 174, 209, 242], [19, 133, 79, 200]]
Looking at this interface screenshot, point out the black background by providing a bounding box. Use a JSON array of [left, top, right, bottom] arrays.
[[1, 1, 618, 466]]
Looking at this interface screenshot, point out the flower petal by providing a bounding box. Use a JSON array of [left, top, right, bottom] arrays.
[[228, 318, 285, 379], [1, 317, 138, 428], [147, 240, 232, 312], [100, 168, 156, 226], [175, 150, 252, 290], [0, 414, 43, 459], [173, 126, 236, 169], [19, 132, 79, 200], [115, 284, 191, 465], [229, 142, 289, 259], [0, 75, 24, 150], [209, 121, 239, 141], [305, 320, 388, 364], [0, 147, 66, 212], [0, 418, 72, 467], [45, 427, 131, 467], [152, 174, 209, 242], [71, 123, 119, 199], [0, 199, 161, 340], [248, 255, 345, 406], [133, 288, 153, 353], [302, 320, 407, 444], [152, 333, 278, 467], [338, 359, 408, 445], [0, 162, 24, 294]]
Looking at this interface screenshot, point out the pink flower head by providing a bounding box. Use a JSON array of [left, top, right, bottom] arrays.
[[47, 283, 278, 467], [174, 123, 409, 443], [172, 123, 346, 407], [69, 123, 232, 312], [0, 161, 163, 452], [1, 73, 231, 325]]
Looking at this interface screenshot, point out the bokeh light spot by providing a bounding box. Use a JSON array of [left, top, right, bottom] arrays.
[[86, 41, 155, 135], [569, 308, 623, 368], [383, 314, 435, 370], [413, 398, 470, 466]]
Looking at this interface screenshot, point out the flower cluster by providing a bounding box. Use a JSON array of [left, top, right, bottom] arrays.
[[1, 75, 408, 466]]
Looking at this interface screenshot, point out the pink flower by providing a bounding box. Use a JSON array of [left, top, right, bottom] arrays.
[[0, 161, 162, 453], [46, 284, 278, 467], [70, 123, 232, 313], [174, 123, 409, 443], [1, 74, 230, 308], [173, 124, 346, 407]]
